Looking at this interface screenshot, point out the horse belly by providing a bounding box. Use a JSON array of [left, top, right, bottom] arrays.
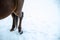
[[0, 0, 15, 19]]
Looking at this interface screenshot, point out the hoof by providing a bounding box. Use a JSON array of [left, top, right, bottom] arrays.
[[19, 31, 23, 34], [10, 29, 14, 32]]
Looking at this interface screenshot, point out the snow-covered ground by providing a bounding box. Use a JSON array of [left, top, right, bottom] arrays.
[[0, 0, 60, 40]]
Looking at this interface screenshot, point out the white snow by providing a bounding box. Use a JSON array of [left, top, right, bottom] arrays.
[[0, 0, 60, 40]]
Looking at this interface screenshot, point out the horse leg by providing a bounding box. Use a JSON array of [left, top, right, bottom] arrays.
[[18, 12, 24, 34], [13, 0, 24, 34], [10, 13, 18, 31]]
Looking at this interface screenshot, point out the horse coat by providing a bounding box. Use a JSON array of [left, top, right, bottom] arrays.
[[0, 0, 24, 19]]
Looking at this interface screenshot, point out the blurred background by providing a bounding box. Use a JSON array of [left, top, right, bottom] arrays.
[[0, 0, 60, 40]]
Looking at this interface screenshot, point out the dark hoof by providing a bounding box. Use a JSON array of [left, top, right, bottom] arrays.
[[19, 31, 23, 34], [10, 29, 14, 32]]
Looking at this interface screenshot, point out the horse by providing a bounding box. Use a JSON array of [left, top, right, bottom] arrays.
[[0, 0, 24, 34]]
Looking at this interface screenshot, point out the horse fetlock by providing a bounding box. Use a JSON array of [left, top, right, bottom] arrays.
[[10, 24, 15, 31]]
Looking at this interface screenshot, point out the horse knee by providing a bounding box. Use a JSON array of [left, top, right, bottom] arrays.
[[21, 12, 24, 18], [22, 0, 24, 3], [17, 12, 24, 18]]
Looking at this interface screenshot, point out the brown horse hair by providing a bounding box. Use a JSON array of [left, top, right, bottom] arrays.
[[0, 0, 24, 34]]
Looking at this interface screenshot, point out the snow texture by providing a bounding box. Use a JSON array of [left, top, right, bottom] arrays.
[[0, 0, 60, 40]]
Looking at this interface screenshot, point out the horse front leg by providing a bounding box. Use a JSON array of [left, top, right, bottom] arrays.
[[18, 12, 24, 34], [10, 13, 18, 31]]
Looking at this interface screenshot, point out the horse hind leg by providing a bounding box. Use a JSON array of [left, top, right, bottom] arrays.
[[18, 12, 24, 34], [10, 13, 18, 31]]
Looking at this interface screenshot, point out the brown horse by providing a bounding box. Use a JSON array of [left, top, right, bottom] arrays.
[[0, 0, 24, 34]]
